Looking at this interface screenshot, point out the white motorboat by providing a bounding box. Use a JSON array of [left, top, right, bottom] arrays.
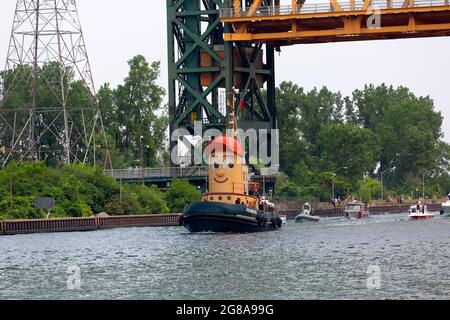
[[408, 204, 434, 220], [440, 199, 450, 217], [295, 203, 320, 222], [344, 201, 370, 219]]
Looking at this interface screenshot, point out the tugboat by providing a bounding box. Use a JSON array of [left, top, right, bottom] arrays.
[[180, 95, 282, 233]]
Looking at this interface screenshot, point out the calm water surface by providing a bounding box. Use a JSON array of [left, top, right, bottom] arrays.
[[1, 212, 449, 299]]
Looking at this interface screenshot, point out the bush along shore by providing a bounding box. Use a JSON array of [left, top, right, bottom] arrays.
[[0, 162, 201, 220]]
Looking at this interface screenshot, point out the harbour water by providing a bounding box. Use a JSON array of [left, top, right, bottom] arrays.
[[1, 212, 449, 300]]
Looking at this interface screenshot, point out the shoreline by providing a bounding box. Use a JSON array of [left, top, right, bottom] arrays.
[[0, 203, 442, 236]]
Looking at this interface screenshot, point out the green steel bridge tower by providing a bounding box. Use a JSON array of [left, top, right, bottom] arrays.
[[166, 0, 277, 157]]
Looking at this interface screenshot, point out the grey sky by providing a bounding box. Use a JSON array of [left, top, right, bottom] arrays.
[[1, 0, 449, 142]]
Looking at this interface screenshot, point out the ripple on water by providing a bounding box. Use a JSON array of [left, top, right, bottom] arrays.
[[0, 213, 450, 299]]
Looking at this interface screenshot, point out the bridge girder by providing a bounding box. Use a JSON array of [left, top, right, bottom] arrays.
[[167, 0, 277, 161], [220, 0, 450, 45]]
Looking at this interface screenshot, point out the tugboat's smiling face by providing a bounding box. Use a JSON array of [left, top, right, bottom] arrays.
[[211, 157, 236, 184]]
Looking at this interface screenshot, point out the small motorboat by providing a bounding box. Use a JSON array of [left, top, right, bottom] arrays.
[[344, 201, 370, 219], [295, 202, 320, 222], [440, 198, 450, 217], [408, 204, 434, 220]]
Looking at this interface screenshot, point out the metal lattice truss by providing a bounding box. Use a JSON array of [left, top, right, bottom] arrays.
[[0, 0, 111, 168], [220, 0, 450, 45], [167, 0, 276, 141]]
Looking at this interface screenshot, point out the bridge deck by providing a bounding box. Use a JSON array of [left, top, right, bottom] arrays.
[[220, 0, 450, 45]]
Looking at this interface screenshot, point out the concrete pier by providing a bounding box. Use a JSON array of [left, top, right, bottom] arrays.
[[0, 214, 180, 236]]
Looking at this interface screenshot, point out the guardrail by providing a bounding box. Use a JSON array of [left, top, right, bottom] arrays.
[[220, 0, 450, 18], [0, 214, 181, 236], [105, 166, 208, 180]]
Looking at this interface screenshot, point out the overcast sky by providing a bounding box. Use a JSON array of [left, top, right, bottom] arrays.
[[1, 0, 449, 142]]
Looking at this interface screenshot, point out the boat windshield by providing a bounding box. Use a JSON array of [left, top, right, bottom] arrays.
[[346, 204, 362, 211]]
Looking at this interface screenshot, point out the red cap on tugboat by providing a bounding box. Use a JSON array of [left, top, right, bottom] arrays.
[[205, 134, 244, 157]]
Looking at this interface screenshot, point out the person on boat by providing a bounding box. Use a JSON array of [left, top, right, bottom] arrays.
[[235, 198, 241, 205]]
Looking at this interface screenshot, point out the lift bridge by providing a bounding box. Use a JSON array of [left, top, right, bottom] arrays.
[[167, 0, 450, 140], [110, 0, 450, 188]]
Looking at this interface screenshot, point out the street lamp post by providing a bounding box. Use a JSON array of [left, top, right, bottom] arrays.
[[9, 165, 13, 210], [380, 166, 396, 201], [332, 166, 348, 202], [422, 172, 425, 200], [140, 136, 144, 185]]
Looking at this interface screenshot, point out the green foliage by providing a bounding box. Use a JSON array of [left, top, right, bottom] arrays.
[[317, 123, 379, 184], [124, 184, 169, 214], [103, 194, 143, 216], [358, 178, 381, 205], [275, 81, 450, 201], [0, 163, 171, 220], [0, 63, 99, 166], [164, 179, 201, 213], [98, 55, 168, 168], [349, 84, 444, 184], [275, 173, 301, 197]]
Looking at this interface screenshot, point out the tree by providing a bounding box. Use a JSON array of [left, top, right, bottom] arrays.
[[0, 162, 172, 220], [275, 172, 301, 197], [349, 84, 445, 185], [275, 82, 310, 174], [274, 82, 450, 201], [0, 63, 100, 166], [98, 55, 168, 168], [317, 123, 378, 183], [164, 179, 201, 213], [124, 184, 168, 214], [298, 86, 343, 152], [358, 178, 381, 205]]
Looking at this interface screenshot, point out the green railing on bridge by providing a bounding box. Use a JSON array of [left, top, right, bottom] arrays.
[[104, 166, 209, 181]]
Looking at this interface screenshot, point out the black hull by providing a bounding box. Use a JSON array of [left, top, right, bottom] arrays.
[[181, 201, 282, 233]]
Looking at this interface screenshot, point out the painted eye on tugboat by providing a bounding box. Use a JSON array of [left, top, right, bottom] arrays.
[[213, 162, 220, 169], [224, 159, 234, 169]]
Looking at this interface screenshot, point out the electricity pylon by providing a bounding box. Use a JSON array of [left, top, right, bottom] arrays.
[[0, 0, 111, 168]]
